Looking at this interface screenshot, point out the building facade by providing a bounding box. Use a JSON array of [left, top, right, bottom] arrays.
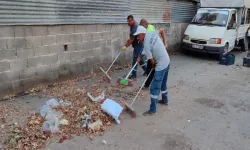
[[0, 0, 197, 96]]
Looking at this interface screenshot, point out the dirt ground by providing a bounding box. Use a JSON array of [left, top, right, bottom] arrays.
[[1, 51, 250, 150]]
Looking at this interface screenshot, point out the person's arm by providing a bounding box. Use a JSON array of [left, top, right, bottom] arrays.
[[122, 31, 134, 50], [159, 28, 167, 49]]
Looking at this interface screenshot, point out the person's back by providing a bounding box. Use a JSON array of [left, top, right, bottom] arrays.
[[144, 31, 170, 71]]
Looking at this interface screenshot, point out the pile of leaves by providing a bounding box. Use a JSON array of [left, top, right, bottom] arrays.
[[3, 64, 131, 149]]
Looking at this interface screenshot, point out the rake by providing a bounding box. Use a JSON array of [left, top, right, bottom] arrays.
[[100, 51, 122, 80]]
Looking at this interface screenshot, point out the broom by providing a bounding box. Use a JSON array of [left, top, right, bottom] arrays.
[[124, 69, 153, 118], [116, 62, 138, 86]]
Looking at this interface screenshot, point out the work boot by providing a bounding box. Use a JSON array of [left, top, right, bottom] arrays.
[[128, 75, 136, 79], [143, 110, 156, 116], [158, 100, 168, 105]]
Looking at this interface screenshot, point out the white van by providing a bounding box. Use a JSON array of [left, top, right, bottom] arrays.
[[182, 0, 250, 55]]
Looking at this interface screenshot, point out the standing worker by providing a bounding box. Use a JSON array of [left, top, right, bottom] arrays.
[[247, 26, 250, 57], [121, 15, 147, 79], [133, 26, 170, 116], [138, 19, 168, 89]]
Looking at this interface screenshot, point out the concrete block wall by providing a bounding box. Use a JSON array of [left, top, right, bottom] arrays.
[[0, 23, 185, 96], [0, 24, 133, 96]]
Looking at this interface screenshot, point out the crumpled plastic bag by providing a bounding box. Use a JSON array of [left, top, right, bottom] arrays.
[[101, 99, 123, 124], [40, 105, 53, 117], [42, 110, 62, 133], [46, 98, 60, 107]]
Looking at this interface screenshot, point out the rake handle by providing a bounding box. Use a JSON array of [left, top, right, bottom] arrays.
[[125, 62, 138, 79], [106, 51, 122, 73], [130, 69, 153, 106]]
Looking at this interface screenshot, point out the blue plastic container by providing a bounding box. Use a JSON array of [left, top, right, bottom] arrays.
[[220, 53, 235, 66]]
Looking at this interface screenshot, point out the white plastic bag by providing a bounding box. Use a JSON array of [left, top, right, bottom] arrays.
[[101, 99, 123, 124], [40, 105, 53, 117], [46, 98, 60, 107], [42, 110, 62, 133], [88, 92, 105, 102]]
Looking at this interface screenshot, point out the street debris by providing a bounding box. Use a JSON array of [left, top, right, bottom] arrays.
[[102, 140, 107, 145], [88, 92, 105, 102], [2, 64, 131, 149], [101, 99, 123, 124]]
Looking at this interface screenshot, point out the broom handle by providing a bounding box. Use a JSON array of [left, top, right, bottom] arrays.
[[125, 62, 138, 79], [106, 51, 122, 73], [130, 69, 153, 106]]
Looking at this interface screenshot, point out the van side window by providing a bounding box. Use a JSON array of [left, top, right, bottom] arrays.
[[246, 9, 250, 24], [228, 13, 236, 29]]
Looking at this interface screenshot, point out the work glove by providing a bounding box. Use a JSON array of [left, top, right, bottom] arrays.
[[121, 46, 127, 51]]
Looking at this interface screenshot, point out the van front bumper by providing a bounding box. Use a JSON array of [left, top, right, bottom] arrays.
[[182, 42, 224, 54]]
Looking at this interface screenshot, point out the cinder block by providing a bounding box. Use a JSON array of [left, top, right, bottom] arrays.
[[101, 31, 111, 39], [67, 44, 76, 52], [14, 26, 26, 37], [62, 25, 75, 34], [0, 50, 16, 61], [0, 26, 14, 37], [86, 25, 97, 32], [97, 25, 106, 32], [0, 71, 19, 83], [50, 44, 63, 54], [105, 24, 112, 31], [32, 26, 48, 36], [34, 46, 50, 56], [0, 82, 12, 96], [36, 65, 51, 76], [76, 58, 88, 70], [44, 72, 58, 82], [12, 80, 23, 91], [48, 25, 62, 35], [92, 40, 102, 48], [82, 49, 93, 58], [42, 35, 56, 45], [27, 56, 43, 68], [73, 34, 82, 43], [0, 61, 10, 72], [83, 41, 93, 50], [75, 43, 84, 51], [19, 68, 35, 79], [0, 39, 7, 50], [26, 37, 42, 48], [50, 63, 60, 72], [19, 78, 35, 90], [24, 27, 33, 37], [82, 34, 92, 42], [7, 38, 26, 49], [9, 59, 27, 71], [59, 62, 77, 77], [17, 48, 34, 59], [43, 54, 58, 65], [92, 32, 102, 41], [93, 47, 102, 56], [70, 51, 83, 61], [75, 25, 86, 33], [56, 35, 71, 44], [58, 52, 70, 62]]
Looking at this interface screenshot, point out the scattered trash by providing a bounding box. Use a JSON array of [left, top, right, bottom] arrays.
[[101, 99, 123, 124], [59, 100, 72, 106], [102, 140, 107, 145], [42, 110, 62, 133], [40, 105, 53, 117], [1, 125, 4, 128], [59, 136, 67, 143], [188, 120, 191, 122], [88, 92, 105, 102], [46, 98, 60, 107], [15, 135, 21, 141], [88, 119, 103, 131], [60, 119, 69, 125], [11, 118, 18, 126], [82, 114, 91, 128]]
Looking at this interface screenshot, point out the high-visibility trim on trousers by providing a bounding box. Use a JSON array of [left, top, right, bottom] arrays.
[[150, 94, 158, 99]]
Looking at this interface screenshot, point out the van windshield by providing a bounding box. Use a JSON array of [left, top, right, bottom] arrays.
[[191, 10, 229, 27]]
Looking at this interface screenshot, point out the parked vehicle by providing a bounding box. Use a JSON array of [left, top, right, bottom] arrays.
[[182, 0, 250, 55]]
